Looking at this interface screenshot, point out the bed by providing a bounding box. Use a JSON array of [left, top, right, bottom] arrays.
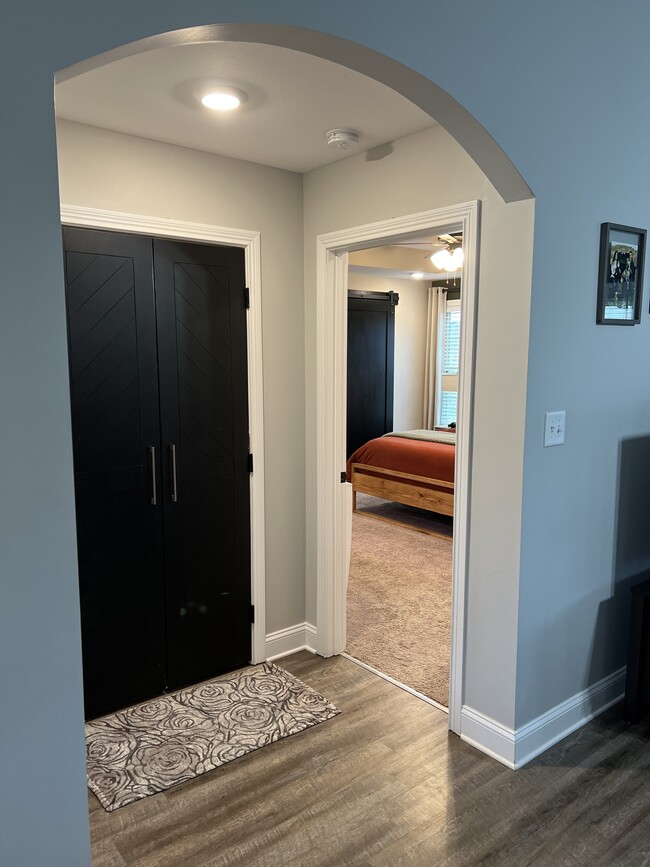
[[346, 429, 455, 518]]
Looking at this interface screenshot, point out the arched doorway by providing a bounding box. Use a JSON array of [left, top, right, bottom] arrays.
[[55, 21, 535, 761]]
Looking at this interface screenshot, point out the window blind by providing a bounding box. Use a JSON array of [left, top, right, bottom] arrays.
[[442, 308, 460, 375]]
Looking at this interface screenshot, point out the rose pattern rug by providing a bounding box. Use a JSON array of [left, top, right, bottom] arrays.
[[85, 662, 340, 811]]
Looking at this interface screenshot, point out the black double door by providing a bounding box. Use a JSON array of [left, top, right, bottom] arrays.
[[63, 227, 251, 719]]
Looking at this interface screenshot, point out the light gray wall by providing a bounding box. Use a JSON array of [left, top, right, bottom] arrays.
[[56, 120, 306, 635], [303, 125, 535, 727], [348, 272, 428, 431], [4, 4, 650, 864]]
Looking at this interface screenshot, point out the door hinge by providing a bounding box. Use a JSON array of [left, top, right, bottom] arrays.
[[249, 604, 255, 624], [340, 471, 347, 483], [248, 452, 254, 473], [244, 286, 250, 309]]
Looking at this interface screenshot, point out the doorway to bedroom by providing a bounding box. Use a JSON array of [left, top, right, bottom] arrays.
[[315, 201, 478, 734], [343, 230, 462, 711]]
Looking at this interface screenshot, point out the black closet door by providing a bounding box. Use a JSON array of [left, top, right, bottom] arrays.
[[153, 239, 251, 689], [346, 293, 396, 458], [63, 227, 166, 719]]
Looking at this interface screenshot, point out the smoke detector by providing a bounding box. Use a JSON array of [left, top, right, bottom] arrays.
[[326, 128, 360, 149]]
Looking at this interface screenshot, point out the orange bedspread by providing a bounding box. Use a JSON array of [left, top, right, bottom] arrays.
[[346, 435, 455, 483]]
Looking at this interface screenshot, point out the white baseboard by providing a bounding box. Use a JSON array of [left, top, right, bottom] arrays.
[[513, 666, 626, 768], [265, 622, 317, 662], [460, 707, 517, 769], [460, 666, 626, 770]]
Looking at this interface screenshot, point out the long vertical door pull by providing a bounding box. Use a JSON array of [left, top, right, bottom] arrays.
[[149, 446, 157, 505], [64, 226, 166, 719], [169, 444, 178, 503], [154, 238, 251, 689]]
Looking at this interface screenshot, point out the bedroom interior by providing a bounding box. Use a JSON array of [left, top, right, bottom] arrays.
[[344, 240, 462, 708]]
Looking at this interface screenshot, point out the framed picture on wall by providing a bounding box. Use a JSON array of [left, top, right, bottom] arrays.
[[597, 222, 646, 325]]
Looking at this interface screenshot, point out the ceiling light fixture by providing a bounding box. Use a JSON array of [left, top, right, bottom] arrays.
[[411, 271, 425, 279], [430, 245, 464, 272], [201, 88, 247, 111]]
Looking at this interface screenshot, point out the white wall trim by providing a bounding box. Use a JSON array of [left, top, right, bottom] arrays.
[[513, 666, 626, 768], [461, 666, 626, 770], [60, 204, 267, 664], [265, 622, 318, 661], [460, 706, 517, 769], [315, 202, 480, 739]]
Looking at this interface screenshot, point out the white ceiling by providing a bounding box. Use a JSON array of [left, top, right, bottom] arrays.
[[55, 42, 435, 174]]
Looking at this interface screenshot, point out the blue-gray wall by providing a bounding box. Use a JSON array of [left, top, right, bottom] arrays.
[[3, 2, 650, 863]]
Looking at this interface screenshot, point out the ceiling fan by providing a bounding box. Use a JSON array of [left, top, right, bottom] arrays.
[[393, 232, 464, 271]]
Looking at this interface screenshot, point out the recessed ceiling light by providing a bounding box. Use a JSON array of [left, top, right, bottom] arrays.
[[201, 88, 247, 111], [411, 271, 425, 279]]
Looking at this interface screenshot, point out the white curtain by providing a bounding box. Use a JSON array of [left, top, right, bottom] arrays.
[[422, 286, 446, 429]]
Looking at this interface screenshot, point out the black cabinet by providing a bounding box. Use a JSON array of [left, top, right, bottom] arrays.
[[63, 228, 251, 719]]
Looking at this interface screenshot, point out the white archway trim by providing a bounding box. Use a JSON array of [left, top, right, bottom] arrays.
[[316, 201, 480, 735], [60, 204, 267, 664]]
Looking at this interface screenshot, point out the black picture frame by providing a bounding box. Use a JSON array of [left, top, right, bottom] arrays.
[[597, 222, 646, 325]]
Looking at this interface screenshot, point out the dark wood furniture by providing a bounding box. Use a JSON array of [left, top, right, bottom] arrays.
[[624, 576, 650, 723]]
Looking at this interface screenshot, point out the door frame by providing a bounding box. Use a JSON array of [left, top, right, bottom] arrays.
[[60, 204, 266, 664], [315, 201, 479, 734]]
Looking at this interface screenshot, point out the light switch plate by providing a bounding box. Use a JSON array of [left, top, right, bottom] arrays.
[[544, 411, 565, 447]]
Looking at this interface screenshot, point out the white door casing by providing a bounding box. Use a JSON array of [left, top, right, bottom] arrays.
[[315, 201, 480, 735]]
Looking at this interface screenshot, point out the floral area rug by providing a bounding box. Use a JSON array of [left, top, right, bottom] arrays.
[[85, 661, 340, 811]]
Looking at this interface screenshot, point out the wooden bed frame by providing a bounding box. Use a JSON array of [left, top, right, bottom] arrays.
[[350, 462, 454, 518]]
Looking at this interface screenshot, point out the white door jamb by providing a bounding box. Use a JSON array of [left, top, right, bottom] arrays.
[[315, 201, 480, 735]]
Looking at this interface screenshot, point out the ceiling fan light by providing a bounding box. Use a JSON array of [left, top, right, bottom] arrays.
[[430, 249, 452, 270], [431, 247, 452, 271], [430, 246, 464, 271]]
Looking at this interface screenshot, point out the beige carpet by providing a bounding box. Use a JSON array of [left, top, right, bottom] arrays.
[[346, 511, 452, 706]]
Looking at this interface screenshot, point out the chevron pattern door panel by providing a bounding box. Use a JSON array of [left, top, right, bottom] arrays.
[[63, 228, 251, 718], [153, 240, 251, 689], [64, 228, 165, 719]]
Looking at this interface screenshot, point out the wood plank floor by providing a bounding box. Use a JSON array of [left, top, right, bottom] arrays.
[[89, 652, 650, 866]]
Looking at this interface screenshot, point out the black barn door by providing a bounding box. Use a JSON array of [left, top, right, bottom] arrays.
[[63, 228, 251, 718], [64, 227, 165, 718], [346, 291, 397, 458], [153, 240, 251, 689]]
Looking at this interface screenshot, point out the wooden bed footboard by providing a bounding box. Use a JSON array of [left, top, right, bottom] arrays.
[[350, 463, 454, 517]]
